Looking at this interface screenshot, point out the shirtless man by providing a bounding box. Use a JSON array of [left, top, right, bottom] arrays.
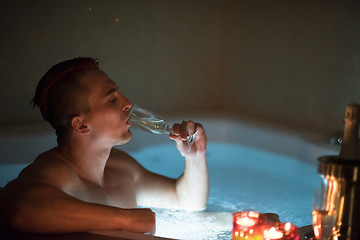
[[0, 58, 208, 234]]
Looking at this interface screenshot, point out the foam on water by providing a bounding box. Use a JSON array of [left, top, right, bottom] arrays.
[[153, 208, 232, 239]]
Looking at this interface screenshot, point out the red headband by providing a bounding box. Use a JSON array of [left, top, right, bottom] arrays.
[[33, 58, 98, 120]]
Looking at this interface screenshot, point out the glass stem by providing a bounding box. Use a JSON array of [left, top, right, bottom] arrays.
[[168, 128, 199, 152], [187, 130, 199, 152]]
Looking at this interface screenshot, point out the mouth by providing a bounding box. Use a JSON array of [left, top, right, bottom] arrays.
[[126, 115, 131, 126]]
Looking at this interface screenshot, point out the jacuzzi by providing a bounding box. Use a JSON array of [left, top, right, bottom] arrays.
[[0, 116, 339, 239]]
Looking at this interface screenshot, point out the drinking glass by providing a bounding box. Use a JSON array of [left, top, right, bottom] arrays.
[[312, 189, 337, 240], [129, 104, 198, 152]]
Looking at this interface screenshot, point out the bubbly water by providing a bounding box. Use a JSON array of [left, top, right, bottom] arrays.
[[130, 143, 320, 239], [0, 143, 320, 239]]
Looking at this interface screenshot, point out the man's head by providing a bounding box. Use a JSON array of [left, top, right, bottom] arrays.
[[32, 57, 99, 143]]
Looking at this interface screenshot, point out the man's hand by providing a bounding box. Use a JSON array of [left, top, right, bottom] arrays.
[[169, 121, 207, 157], [120, 208, 156, 234], [168, 120, 209, 210]]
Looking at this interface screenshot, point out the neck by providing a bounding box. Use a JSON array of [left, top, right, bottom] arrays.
[[57, 140, 112, 186]]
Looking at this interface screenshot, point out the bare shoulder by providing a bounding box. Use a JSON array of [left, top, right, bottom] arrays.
[[106, 148, 146, 178], [17, 148, 80, 188]]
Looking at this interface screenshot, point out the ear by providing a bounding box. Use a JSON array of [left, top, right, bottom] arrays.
[[71, 116, 90, 134]]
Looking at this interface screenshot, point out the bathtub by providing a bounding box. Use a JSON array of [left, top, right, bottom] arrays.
[[0, 116, 339, 239]]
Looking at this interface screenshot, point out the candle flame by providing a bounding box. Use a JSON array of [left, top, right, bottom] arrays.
[[285, 222, 291, 231], [264, 227, 284, 239], [249, 211, 259, 218], [236, 216, 256, 226]]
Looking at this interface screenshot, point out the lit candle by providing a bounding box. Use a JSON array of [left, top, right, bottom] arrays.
[[276, 222, 299, 240], [263, 222, 299, 240], [233, 211, 260, 229], [264, 227, 284, 239], [236, 216, 256, 227], [285, 222, 291, 231], [232, 211, 264, 240]]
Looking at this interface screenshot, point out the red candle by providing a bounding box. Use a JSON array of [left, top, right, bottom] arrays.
[[263, 222, 299, 240], [236, 216, 257, 227], [264, 227, 283, 239], [232, 211, 265, 240], [233, 211, 260, 229]]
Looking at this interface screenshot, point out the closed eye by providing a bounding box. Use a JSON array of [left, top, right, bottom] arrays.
[[105, 85, 120, 104], [110, 97, 117, 104]]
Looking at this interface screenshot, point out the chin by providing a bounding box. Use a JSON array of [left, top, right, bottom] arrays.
[[115, 130, 132, 145]]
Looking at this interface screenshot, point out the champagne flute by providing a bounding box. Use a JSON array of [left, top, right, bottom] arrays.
[[128, 104, 198, 152], [312, 189, 337, 240]]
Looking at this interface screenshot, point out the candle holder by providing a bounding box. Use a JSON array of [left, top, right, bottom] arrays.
[[232, 211, 266, 240], [263, 222, 299, 240]]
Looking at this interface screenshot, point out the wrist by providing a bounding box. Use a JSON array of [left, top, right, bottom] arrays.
[[185, 151, 206, 163]]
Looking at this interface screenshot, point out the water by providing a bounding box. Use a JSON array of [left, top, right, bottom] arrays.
[[129, 142, 321, 239], [0, 163, 27, 187], [0, 143, 321, 239]]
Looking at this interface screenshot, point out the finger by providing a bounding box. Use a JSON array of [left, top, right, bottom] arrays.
[[194, 123, 205, 140], [169, 123, 182, 142], [170, 121, 203, 142], [187, 121, 196, 136], [193, 123, 207, 152], [171, 123, 181, 136], [179, 121, 188, 141]]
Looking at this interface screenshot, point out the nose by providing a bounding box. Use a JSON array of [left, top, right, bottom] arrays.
[[121, 95, 132, 112]]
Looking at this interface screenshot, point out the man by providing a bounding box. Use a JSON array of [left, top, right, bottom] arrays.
[[0, 58, 208, 234]]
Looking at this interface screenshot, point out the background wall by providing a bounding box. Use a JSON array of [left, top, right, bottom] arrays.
[[0, 0, 359, 135]]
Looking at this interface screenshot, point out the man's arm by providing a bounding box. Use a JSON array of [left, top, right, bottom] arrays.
[[174, 152, 208, 210], [135, 121, 209, 211], [171, 121, 209, 210], [0, 179, 155, 234]]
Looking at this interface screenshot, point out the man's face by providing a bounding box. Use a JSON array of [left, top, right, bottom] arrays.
[[79, 68, 132, 145]]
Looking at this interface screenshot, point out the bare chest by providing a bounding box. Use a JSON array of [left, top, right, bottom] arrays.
[[65, 170, 137, 208], [104, 168, 137, 208]]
